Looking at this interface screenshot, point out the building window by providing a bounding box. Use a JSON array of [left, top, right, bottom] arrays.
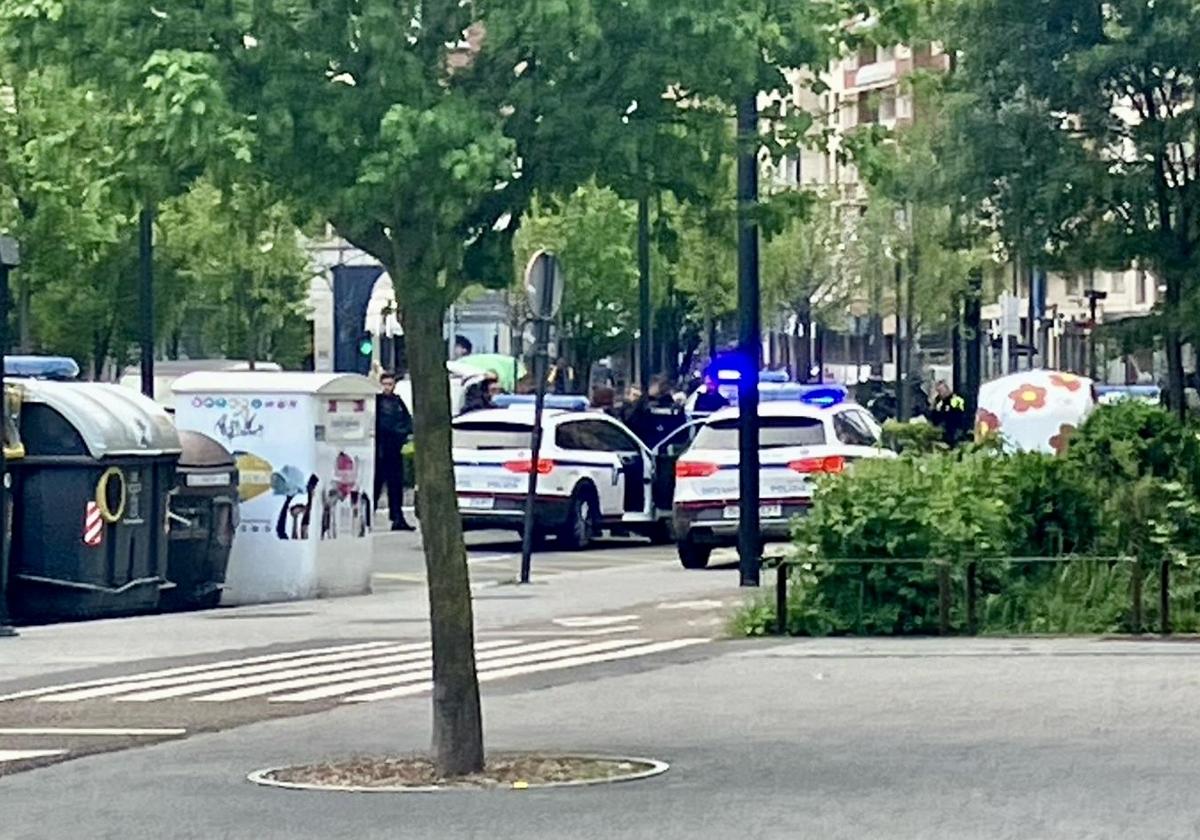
[[1136, 269, 1148, 304], [1110, 271, 1126, 295], [879, 89, 896, 122], [1064, 273, 1081, 297], [857, 94, 878, 125], [857, 44, 877, 67], [877, 45, 895, 62]]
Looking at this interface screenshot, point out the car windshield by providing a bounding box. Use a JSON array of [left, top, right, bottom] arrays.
[[692, 416, 826, 450], [452, 421, 533, 450]]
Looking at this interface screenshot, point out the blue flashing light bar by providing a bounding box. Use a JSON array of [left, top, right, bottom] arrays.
[[5, 355, 80, 380], [759, 384, 848, 407], [493, 394, 590, 411]]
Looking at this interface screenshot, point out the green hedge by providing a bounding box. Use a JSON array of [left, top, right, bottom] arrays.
[[734, 402, 1200, 637]]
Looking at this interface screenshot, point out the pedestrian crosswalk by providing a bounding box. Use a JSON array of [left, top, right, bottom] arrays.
[[0, 636, 708, 706]]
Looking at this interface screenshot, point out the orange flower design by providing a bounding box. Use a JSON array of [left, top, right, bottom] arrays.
[[1009, 385, 1047, 413], [1049, 423, 1076, 455], [1049, 373, 1083, 392], [976, 408, 1001, 438]]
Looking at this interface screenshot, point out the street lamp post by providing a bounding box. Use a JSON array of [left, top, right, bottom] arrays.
[[138, 206, 155, 398], [0, 235, 19, 637], [735, 94, 761, 589], [637, 195, 652, 392]]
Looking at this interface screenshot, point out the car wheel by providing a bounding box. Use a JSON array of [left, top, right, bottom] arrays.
[[558, 490, 596, 551], [677, 540, 712, 570]]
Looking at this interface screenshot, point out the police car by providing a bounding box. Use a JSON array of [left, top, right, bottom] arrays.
[[452, 396, 687, 549], [672, 385, 894, 569]]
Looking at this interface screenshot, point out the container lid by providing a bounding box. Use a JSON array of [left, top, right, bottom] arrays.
[[6, 355, 80, 380], [177, 430, 235, 469], [171, 371, 379, 397], [20, 380, 182, 458]]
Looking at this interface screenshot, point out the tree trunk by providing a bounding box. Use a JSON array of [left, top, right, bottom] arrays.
[[400, 292, 484, 777], [796, 299, 812, 383], [1163, 268, 1186, 421]]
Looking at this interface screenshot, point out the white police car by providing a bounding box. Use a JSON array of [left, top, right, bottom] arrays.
[[672, 385, 894, 569], [452, 396, 685, 549]]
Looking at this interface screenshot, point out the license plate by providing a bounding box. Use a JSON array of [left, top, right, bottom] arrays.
[[720, 506, 787, 518], [460, 496, 495, 510]]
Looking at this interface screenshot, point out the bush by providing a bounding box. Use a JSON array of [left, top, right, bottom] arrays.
[[1000, 453, 1099, 557], [1067, 401, 1200, 489], [881, 419, 946, 454]]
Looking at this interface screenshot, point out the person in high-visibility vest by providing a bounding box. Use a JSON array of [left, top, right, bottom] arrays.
[[930, 380, 967, 445]]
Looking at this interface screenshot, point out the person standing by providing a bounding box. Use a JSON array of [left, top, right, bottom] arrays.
[[930, 380, 967, 445], [375, 371, 415, 531]]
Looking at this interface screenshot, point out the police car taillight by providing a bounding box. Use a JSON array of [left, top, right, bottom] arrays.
[[788, 456, 845, 474], [503, 458, 555, 475], [676, 461, 720, 478]]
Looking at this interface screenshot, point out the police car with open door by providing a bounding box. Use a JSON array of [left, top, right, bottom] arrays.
[[452, 396, 686, 549], [672, 384, 894, 569]]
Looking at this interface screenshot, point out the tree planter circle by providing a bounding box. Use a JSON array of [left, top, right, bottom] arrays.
[[248, 753, 669, 793]]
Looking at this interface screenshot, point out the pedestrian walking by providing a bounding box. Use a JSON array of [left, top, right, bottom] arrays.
[[375, 371, 415, 531]]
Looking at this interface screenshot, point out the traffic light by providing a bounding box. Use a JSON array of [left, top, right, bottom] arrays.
[[357, 332, 374, 357]]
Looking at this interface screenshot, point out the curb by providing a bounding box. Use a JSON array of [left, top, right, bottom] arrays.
[[247, 754, 670, 794]]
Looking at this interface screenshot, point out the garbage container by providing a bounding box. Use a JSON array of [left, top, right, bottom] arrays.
[[9, 381, 181, 622], [172, 372, 377, 605], [161, 431, 238, 611], [1, 383, 24, 623]]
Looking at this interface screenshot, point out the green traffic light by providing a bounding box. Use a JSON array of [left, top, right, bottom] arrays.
[[358, 337, 374, 356]]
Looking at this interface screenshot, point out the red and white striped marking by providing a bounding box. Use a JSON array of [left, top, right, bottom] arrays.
[[83, 502, 103, 547]]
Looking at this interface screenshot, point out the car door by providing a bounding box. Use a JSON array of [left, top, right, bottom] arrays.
[[649, 419, 704, 513], [554, 420, 625, 515], [832, 408, 884, 461], [584, 419, 650, 515]]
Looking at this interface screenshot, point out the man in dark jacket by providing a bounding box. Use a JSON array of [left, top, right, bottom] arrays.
[[627, 376, 686, 449], [375, 371, 414, 531]]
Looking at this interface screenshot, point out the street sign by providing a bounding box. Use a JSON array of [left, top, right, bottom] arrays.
[[0, 236, 19, 268], [524, 250, 563, 320]]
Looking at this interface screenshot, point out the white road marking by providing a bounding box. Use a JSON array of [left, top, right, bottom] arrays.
[[657, 600, 725, 610], [115, 640, 524, 703], [266, 639, 616, 704], [345, 638, 710, 703], [200, 639, 582, 703], [0, 727, 186, 737], [42, 642, 436, 703], [0, 640, 394, 703], [0, 749, 67, 763], [9, 636, 712, 707], [479, 626, 641, 637], [553, 615, 641, 628]]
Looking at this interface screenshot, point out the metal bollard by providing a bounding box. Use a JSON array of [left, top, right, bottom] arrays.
[[775, 563, 787, 636]]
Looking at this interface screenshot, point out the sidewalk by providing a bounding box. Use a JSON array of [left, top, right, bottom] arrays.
[[0, 551, 739, 687]]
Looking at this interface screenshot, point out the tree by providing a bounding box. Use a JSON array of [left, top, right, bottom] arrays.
[[158, 181, 310, 367], [940, 0, 1200, 414], [6, 0, 861, 775], [515, 184, 638, 380]]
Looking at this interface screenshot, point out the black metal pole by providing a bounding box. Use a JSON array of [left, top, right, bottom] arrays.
[[964, 269, 983, 423], [139, 205, 155, 397], [736, 94, 761, 589], [1088, 292, 1099, 381], [637, 194, 652, 392], [0, 244, 16, 637], [893, 258, 904, 420], [519, 318, 550, 584]]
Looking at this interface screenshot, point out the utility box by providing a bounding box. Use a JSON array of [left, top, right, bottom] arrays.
[[171, 372, 377, 606]]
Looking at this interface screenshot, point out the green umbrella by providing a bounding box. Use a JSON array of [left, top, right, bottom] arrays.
[[455, 354, 526, 391]]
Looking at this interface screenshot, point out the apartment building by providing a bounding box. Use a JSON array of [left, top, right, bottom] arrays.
[[770, 43, 1158, 382]]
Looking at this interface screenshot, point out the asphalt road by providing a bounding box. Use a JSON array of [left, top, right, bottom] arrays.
[[0, 527, 742, 779], [7, 637, 1200, 840]]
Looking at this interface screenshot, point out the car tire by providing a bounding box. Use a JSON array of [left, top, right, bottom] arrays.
[[677, 540, 712, 570], [558, 489, 597, 551]]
